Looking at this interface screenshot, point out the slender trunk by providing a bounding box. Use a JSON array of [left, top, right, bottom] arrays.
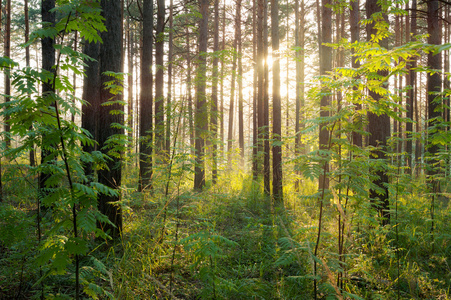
[[318, 0, 331, 191], [409, 0, 418, 173], [25, 0, 35, 167], [4, 0, 11, 149], [406, 1, 414, 172], [227, 2, 239, 160], [252, 0, 258, 179], [220, 0, 226, 156], [350, 0, 361, 147], [257, 0, 265, 184], [238, 0, 244, 160], [271, 0, 282, 203], [166, 0, 173, 153], [212, 0, 220, 183], [72, 30, 78, 123], [155, 0, 165, 155], [263, 0, 270, 196], [186, 25, 194, 156], [127, 17, 134, 150]]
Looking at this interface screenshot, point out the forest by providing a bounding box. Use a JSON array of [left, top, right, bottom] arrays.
[[0, 0, 450, 298]]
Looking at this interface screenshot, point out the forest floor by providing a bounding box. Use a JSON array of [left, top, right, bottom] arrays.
[[108, 170, 451, 300], [0, 166, 450, 299]]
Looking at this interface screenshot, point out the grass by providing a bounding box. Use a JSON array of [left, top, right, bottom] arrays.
[[0, 163, 450, 299]]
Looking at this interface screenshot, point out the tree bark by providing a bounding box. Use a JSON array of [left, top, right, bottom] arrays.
[[212, 0, 220, 183], [238, 0, 244, 161], [127, 16, 134, 151], [25, 0, 35, 167], [186, 24, 194, 156], [39, 0, 56, 199], [252, 0, 258, 179], [98, 0, 123, 237], [227, 2, 239, 161], [194, 0, 209, 190], [366, 0, 390, 225], [271, 0, 283, 203], [155, 0, 165, 156], [350, 0, 361, 147], [139, 0, 154, 192], [263, 1, 270, 196], [318, 0, 331, 192], [82, 41, 100, 178], [166, 0, 173, 153], [4, 0, 11, 149], [427, 0, 442, 187]]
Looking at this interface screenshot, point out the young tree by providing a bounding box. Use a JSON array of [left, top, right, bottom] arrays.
[[98, 0, 123, 237], [272, 0, 283, 203], [366, 0, 390, 225], [193, 0, 209, 190], [139, 0, 154, 192]]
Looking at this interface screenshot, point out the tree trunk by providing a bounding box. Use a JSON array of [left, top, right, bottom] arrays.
[[98, 0, 123, 237], [194, 0, 209, 190], [350, 0, 361, 147], [186, 24, 194, 156], [427, 0, 441, 187], [4, 0, 11, 149], [139, 0, 154, 192], [227, 2, 239, 161], [155, 0, 165, 156], [82, 41, 100, 178], [271, 0, 283, 203], [238, 0, 244, 161], [127, 16, 134, 151], [409, 0, 418, 173], [166, 0, 173, 153], [39, 0, 56, 199], [405, 1, 414, 172], [220, 0, 226, 156], [257, 0, 265, 187], [263, 1, 270, 196], [318, 0, 331, 191], [366, 0, 390, 225], [212, 0, 220, 183], [252, 0, 258, 179], [25, 0, 35, 167], [72, 30, 78, 123]]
